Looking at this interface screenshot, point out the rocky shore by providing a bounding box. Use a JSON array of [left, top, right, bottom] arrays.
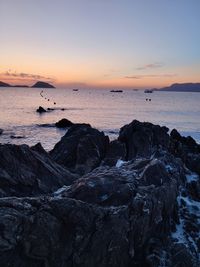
[[0, 120, 200, 267]]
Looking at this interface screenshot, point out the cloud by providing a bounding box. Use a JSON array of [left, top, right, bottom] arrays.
[[124, 73, 177, 79], [136, 62, 164, 70], [1, 70, 55, 82]]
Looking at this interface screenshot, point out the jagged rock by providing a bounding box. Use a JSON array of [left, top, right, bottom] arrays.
[[64, 165, 137, 206], [102, 140, 126, 166], [50, 124, 109, 175], [0, 129, 3, 135], [0, 143, 77, 197], [0, 151, 192, 267], [170, 129, 200, 174], [0, 120, 199, 266], [119, 120, 169, 160], [36, 106, 46, 113], [55, 118, 74, 128]]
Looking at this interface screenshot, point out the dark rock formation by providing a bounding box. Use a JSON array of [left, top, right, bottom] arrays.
[[0, 120, 200, 267], [32, 81, 55, 88], [50, 124, 109, 175], [0, 128, 3, 135], [0, 143, 77, 197], [55, 118, 74, 128], [36, 106, 46, 113], [102, 140, 126, 166], [119, 120, 169, 160], [170, 129, 200, 174]]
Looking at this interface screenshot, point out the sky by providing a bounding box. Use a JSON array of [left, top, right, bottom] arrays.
[[0, 0, 200, 89]]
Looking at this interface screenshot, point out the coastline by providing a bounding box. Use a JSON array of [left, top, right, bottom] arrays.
[[0, 120, 200, 266]]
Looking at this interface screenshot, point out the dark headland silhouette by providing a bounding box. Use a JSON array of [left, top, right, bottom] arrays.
[[155, 82, 200, 92], [0, 81, 11, 87], [32, 81, 55, 88], [0, 80, 55, 88]]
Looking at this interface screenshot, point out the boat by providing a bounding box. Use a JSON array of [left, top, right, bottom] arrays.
[[110, 90, 123, 93], [144, 89, 153, 93]]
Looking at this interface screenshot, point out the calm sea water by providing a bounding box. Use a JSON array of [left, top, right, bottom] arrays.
[[0, 87, 200, 150]]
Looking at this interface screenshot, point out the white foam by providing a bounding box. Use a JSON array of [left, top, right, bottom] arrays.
[[116, 159, 126, 168]]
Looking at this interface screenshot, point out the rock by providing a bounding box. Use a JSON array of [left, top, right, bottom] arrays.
[[0, 151, 192, 267], [64, 165, 137, 206], [0, 143, 78, 197], [10, 135, 25, 139], [139, 159, 171, 186], [119, 120, 169, 160], [170, 128, 200, 174], [55, 118, 74, 128], [102, 140, 126, 166], [50, 124, 109, 175], [36, 106, 46, 113], [0, 128, 3, 135], [0, 120, 199, 266]]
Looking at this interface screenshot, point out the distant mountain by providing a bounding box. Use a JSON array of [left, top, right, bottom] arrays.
[[32, 81, 55, 88], [157, 83, 200, 92], [0, 81, 11, 87], [13, 85, 29, 88]]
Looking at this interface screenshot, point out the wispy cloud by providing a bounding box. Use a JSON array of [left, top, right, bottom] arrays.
[[0, 70, 55, 82], [124, 73, 177, 79], [136, 62, 164, 70]]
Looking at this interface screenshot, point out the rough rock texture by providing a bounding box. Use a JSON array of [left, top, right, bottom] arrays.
[[50, 124, 109, 175], [102, 140, 126, 166], [170, 128, 200, 174], [119, 120, 169, 160], [0, 143, 77, 197], [0, 120, 200, 267]]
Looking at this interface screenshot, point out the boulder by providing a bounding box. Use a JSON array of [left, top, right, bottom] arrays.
[[50, 124, 109, 175], [170, 128, 200, 174], [36, 106, 46, 113], [0, 128, 3, 135], [119, 120, 169, 160], [55, 118, 74, 128], [0, 143, 77, 197]]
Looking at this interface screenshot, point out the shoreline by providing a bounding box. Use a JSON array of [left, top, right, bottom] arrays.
[[0, 120, 200, 266]]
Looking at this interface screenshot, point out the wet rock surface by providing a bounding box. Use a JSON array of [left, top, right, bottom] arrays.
[[0, 120, 200, 267]]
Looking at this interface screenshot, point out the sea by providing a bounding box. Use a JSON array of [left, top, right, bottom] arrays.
[[0, 87, 200, 151]]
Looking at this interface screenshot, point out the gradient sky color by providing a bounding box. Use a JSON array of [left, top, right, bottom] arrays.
[[0, 0, 200, 88]]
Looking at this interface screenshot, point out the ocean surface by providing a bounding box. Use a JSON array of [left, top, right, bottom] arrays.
[[0, 87, 200, 151]]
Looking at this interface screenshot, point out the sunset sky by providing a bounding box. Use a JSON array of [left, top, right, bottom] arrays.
[[0, 0, 200, 89]]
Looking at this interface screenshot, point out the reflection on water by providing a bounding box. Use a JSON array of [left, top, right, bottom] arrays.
[[0, 87, 200, 150]]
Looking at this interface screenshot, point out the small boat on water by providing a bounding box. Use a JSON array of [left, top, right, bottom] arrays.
[[110, 90, 123, 93], [144, 89, 153, 93]]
